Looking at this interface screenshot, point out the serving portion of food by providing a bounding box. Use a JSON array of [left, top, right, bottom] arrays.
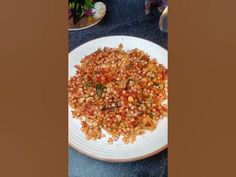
[[68, 44, 168, 144]]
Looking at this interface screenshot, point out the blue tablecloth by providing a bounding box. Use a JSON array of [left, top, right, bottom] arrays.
[[69, 1, 167, 177]]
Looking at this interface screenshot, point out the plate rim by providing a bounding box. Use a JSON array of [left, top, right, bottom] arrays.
[[69, 35, 167, 55], [68, 16, 104, 31], [68, 35, 168, 162], [69, 141, 167, 162]]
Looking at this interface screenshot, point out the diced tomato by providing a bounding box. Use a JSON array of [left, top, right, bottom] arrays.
[[87, 75, 92, 81], [120, 110, 126, 116], [96, 75, 106, 84], [152, 59, 158, 64], [109, 118, 114, 124], [96, 76, 102, 82], [81, 121, 88, 128]]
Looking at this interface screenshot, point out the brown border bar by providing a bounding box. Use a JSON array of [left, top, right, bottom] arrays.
[[169, 0, 236, 176], [0, 1, 68, 177], [1, 0, 236, 177]]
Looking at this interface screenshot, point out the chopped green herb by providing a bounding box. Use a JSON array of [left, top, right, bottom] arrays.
[[96, 83, 103, 98]]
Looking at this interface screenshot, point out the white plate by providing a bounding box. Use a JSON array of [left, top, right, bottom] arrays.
[[68, 36, 168, 162]]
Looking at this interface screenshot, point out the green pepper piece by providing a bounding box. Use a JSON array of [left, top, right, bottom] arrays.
[[96, 83, 103, 98]]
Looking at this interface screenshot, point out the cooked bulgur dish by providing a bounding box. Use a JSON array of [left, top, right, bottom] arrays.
[[68, 44, 168, 144]]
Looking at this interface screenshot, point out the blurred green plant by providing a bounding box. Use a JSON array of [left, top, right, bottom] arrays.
[[68, 0, 94, 25]]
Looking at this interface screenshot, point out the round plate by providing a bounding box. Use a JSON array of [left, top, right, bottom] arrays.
[[68, 36, 168, 162], [68, 16, 104, 31]]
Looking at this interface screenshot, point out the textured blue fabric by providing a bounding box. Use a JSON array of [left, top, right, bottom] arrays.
[[69, 147, 167, 177], [69, 0, 167, 177], [69, 0, 167, 51]]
